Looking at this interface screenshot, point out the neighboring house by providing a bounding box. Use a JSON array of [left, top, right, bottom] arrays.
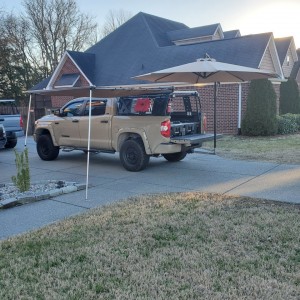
[[291, 48, 300, 86], [31, 12, 294, 134], [275, 37, 298, 78]]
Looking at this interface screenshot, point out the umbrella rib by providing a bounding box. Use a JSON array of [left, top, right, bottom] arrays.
[[154, 73, 175, 82], [194, 72, 216, 80], [226, 71, 246, 82]]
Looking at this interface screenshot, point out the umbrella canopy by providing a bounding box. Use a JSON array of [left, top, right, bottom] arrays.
[[133, 56, 279, 152], [133, 57, 278, 84]]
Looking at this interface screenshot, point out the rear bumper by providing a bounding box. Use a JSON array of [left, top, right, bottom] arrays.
[[6, 130, 24, 139], [152, 143, 182, 154]]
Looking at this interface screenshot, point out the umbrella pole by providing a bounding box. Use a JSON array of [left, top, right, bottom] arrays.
[[85, 88, 93, 200], [24, 94, 32, 148], [214, 82, 217, 153]]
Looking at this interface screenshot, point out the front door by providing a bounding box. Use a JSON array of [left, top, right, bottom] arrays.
[[54, 99, 84, 147]]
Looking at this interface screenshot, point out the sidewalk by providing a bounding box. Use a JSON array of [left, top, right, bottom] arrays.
[[1, 137, 299, 240]]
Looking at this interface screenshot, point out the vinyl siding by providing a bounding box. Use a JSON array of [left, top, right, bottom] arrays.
[[282, 47, 296, 78], [260, 47, 276, 73]]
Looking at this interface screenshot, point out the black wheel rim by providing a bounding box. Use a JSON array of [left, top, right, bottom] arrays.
[[125, 146, 138, 165], [40, 141, 50, 156]]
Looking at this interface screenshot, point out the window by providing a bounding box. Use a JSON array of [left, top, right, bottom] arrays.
[[84, 100, 107, 116], [63, 101, 84, 117], [117, 94, 170, 116], [54, 74, 80, 88]]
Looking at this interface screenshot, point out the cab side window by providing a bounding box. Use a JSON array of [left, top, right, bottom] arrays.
[[84, 100, 107, 116], [63, 101, 84, 117]]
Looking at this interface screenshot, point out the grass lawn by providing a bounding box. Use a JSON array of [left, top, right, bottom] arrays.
[[1, 193, 299, 299], [203, 133, 300, 164]]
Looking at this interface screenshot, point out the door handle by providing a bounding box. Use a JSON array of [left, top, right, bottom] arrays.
[[101, 120, 108, 123], [72, 119, 79, 123]]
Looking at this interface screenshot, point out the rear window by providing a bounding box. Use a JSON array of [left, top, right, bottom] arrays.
[[117, 94, 170, 116], [0, 101, 19, 115]]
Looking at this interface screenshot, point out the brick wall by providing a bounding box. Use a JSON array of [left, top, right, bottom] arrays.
[[51, 57, 90, 108], [175, 83, 250, 135]]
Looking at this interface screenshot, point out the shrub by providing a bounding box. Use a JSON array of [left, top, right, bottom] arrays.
[[242, 79, 278, 136], [11, 148, 31, 192], [281, 113, 300, 130], [277, 115, 298, 134], [279, 78, 300, 114]]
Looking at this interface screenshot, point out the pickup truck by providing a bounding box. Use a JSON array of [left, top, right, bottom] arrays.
[[0, 100, 24, 148], [34, 90, 216, 171]]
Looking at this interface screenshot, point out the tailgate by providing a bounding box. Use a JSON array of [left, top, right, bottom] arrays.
[[171, 133, 221, 146]]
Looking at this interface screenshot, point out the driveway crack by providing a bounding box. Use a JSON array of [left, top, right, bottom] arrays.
[[222, 164, 281, 195]]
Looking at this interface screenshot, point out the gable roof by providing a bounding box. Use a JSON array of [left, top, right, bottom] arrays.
[[30, 12, 282, 91], [67, 51, 96, 83], [275, 37, 294, 65]]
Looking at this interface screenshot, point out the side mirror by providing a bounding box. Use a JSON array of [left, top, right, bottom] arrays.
[[54, 109, 66, 117]]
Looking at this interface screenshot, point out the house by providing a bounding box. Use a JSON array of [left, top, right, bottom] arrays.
[[275, 37, 298, 78], [291, 48, 300, 86], [31, 12, 297, 134]]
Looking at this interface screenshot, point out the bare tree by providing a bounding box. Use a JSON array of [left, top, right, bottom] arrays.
[[101, 9, 132, 38], [22, 0, 99, 75]]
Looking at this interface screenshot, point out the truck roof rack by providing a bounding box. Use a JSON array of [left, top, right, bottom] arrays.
[[171, 91, 199, 97]]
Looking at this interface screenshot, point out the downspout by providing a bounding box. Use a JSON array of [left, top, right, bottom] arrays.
[[238, 83, 242, 135]]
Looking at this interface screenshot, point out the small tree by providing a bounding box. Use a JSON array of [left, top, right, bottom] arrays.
[[279, 78, 300, 114], [12, 148, 31, 192], [242, 79, 278, 136]]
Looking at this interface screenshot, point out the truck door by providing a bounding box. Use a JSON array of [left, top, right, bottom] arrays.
[[54, 100, 84, 147], [78, 99, 111, 149]]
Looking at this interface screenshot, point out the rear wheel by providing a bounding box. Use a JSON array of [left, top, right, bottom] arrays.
[[120, 139, 149, 171], [37, 134, 59, 161], [163, 151, 187, 162]]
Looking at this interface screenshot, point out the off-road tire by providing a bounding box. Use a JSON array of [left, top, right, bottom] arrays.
[[120, 139, 150, 171], [163, 151, 187, 162], [37, 134, 59, 161]]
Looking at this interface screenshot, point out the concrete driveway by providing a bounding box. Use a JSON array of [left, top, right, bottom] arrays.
[[1, 136, 299, 240]]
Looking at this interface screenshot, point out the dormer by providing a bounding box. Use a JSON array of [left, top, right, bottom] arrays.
[[167, 23, 224, 46], [223, 30, 241, 39]]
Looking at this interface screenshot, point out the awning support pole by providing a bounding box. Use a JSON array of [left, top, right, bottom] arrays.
[[213, 82, 218, 154], [24, 94, 32, 148], [85, 88, 93, 200]]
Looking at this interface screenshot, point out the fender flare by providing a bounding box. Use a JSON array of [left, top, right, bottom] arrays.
[[115, 129, 152, 154]]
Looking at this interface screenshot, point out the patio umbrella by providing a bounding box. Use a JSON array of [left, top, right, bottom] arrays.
[[133, 55, 279, 149]]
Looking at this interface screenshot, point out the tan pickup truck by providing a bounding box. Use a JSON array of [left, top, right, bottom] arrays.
[[34, 90, 216, 171]]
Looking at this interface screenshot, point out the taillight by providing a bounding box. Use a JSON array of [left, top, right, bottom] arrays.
[[20, 116, 24, 128], [160, 120, 171, 138]]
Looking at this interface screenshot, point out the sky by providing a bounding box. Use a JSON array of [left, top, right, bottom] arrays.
[[2, 0, 300, 48]]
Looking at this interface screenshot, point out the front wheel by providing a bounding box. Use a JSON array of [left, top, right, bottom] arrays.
[[36, 134, 59, 161], [120, 139, 149, 172], [163, 151, 187, 162]]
